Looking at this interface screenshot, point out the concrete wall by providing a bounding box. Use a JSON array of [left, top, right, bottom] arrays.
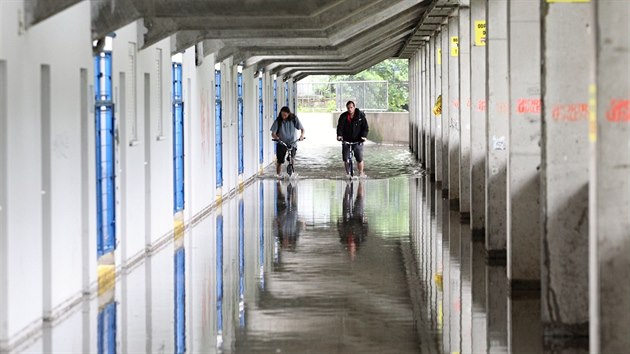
[[330, 112, 410, 145], [0, 1, 277, 349]]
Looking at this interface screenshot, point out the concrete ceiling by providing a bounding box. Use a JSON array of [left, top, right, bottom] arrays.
[[25, 0, 461, 79]]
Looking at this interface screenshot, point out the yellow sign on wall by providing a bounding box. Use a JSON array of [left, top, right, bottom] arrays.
[[450, 36, 459, 57], [474, 21, 486, 46], [437, 48, 442, 65]]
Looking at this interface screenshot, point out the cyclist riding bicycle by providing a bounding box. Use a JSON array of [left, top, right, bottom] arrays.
[[336, 101, 369, 178], [271, 106, 305, 178]]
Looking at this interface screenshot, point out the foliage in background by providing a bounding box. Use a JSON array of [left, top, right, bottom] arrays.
[[331, 59, 409, 112]]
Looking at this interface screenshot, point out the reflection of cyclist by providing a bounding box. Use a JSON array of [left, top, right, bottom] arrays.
[[271, 106, 305, 178], [337, 181, 368, 260], [275, 181, 302, 249], [336, 101, 369, 177]]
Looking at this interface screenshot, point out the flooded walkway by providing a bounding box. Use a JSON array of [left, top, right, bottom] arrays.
[[15, 142, 546, 353]]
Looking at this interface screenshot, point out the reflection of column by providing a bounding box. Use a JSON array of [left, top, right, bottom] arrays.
[[97, 263, 117, 354], [471, 240, 487, 353], [590, 2, 630, 352], [460, 221, 472, 353], [448, 210, 461, 353], [215, 214, 224, 349], [509, 294, 542, 353], [541, 0, 592, 340], [258, 182, 266, 289], [174, 230, 186, 353], [441, 198, 450, 353], [238, 199, 246, 328], [486, 263, 507, 352]]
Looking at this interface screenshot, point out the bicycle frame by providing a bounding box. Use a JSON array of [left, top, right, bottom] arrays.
[[273, 138, 300, 176], [342, 141, 360, 177]]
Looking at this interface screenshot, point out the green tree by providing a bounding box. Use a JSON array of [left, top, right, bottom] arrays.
[[330, 59, 409, 112]]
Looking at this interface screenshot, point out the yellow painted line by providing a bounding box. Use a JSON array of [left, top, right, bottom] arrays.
[[97, 265, 115, 296], [174, 215, 185, 242]]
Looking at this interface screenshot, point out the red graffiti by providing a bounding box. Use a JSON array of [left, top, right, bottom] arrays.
[[606, 99, 630, 122], [453, 99, 460, 109], [552, 103, 588, 121], [516, 98, 541, 114], [466, 99, 471, 108], [477, 100, 486, 112]]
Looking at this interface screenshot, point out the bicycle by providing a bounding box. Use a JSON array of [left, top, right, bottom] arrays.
[[342, 140, 361, 178], [273, 138, 304, 177]]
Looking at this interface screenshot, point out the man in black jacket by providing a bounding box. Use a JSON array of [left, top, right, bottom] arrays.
[[336, 101, 369, 177]]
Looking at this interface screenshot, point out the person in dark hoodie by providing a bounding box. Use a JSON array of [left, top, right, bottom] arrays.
[[336, 101, 369, 177]]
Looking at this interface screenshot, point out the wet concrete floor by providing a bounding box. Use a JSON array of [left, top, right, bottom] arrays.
[[16, 143, 587, 353]]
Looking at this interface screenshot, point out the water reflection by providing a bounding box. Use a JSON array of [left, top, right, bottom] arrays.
[[274, 181, 303, 251], [337, 181, 368, 260]]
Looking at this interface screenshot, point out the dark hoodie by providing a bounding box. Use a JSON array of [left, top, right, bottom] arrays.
[[336, 108, 369, 142]]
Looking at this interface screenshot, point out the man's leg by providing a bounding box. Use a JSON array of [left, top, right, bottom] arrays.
[[276, 162, 282, 174]]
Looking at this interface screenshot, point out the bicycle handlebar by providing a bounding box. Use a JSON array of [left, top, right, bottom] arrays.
[[272, 137, 305, 148]]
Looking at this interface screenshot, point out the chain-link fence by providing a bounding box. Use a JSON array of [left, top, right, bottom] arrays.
[[298, 81, 392, 112]]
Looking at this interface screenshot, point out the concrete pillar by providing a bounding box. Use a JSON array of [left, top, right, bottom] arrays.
[[419, 46, 426, 165], [458, 6, 471, 218], [590, 1, 630, 352], [441, 23, 450, 195], [429, 36, 437, 179], [409, 52, 417, 155], [423, 44, 432, 173], [460, 223, 472, 353], [448, 12, 460, 208], [470, 0, 486, 241], [485, 0, 509, 257], [541, 0, 593, 339], [433, 33, 443, 183], [0, 59, 7, 349], [507, 0, 541, 289]]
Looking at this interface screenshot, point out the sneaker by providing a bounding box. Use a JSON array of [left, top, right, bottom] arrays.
[[276, 173, 283, 179], [345, 173, 352, 179], [359, 173, 367, 179]]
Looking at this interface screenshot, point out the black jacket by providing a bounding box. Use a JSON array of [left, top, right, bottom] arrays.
[[336, 109, 369, 142]]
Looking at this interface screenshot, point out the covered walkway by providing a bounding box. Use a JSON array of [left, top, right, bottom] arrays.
[[1, 0, 629, 353]]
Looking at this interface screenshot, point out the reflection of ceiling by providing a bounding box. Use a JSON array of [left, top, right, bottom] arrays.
[[27, 0, 461, 79]]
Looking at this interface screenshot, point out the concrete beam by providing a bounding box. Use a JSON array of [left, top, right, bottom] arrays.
[[91, 0, 143, 39], [590, 1, 630, 352], [24, 0, 82, 28]]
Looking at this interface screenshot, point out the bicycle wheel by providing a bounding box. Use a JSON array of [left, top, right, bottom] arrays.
[[287, 163, 294, 176]]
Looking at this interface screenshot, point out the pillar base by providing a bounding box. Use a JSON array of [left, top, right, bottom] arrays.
[[460, 212, 471, 224], [485, 249, 507, 265], [509, 279, 541, 299], [449, 198, 459, 211], [472, 228, 485, 242], [543, 323, 589, 351]]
